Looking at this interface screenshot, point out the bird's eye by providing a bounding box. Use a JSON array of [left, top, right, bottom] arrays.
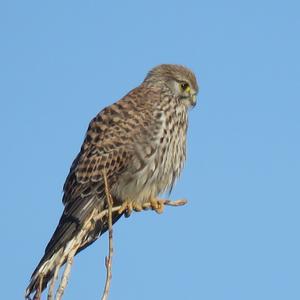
[[180, 82, 190, 92]]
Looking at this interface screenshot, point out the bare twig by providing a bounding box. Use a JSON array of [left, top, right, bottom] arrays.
[[101, 171, 114, 300], [47, 264, 59, 300], [142, 199, 187, 209], [55, 249, 76, 300], [33, 275, 44, 300]]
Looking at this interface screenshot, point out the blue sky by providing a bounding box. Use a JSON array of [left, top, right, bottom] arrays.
[[1, 1, 300, 299]]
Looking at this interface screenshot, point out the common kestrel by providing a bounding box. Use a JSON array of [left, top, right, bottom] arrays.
[[25, 64, 198, 299]]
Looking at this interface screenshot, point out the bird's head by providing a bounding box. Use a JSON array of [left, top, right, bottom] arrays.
[[144, 64, 199, 108]]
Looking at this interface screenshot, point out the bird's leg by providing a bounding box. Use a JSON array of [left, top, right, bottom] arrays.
[[118, 200, 132, 217], [118, 198, 165, 216], [132, 201, 143, 212], [144, 198, 165, 214], [118, 200, 143, 217]]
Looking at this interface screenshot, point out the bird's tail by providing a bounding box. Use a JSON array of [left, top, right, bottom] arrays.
[[25, 246, 65, 300], [25, 193, 117, 300], [25, 219, 95, 298], [25, 194, 123, 300]]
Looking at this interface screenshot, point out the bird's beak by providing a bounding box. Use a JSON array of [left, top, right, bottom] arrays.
[[190, 93, 197, 107]]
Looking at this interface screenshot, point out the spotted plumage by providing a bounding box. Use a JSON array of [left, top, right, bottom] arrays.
[[25, 64, 198, 299]]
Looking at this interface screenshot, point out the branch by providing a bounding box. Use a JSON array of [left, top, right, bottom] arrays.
[[33, 275, 43, 300], [101, 171, 114, 300], [55, 250, 76, 300], [41, 186, 187, 300], [93, 198, 187, 223], [47, 257, 62, 300]]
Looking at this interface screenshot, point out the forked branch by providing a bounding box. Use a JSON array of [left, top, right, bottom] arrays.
[[39, 171, 187, 300]]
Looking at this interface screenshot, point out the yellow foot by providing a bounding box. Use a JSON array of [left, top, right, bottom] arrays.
[[147, 198, 165, 214], [118, 200, 143, 217]]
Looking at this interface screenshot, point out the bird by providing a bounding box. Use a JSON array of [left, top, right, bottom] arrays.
[[25, 64, 198, 299]]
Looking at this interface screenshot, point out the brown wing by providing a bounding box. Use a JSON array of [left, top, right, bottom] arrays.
[[44, 106, 134, 257], [63, 86, 162, 205]]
